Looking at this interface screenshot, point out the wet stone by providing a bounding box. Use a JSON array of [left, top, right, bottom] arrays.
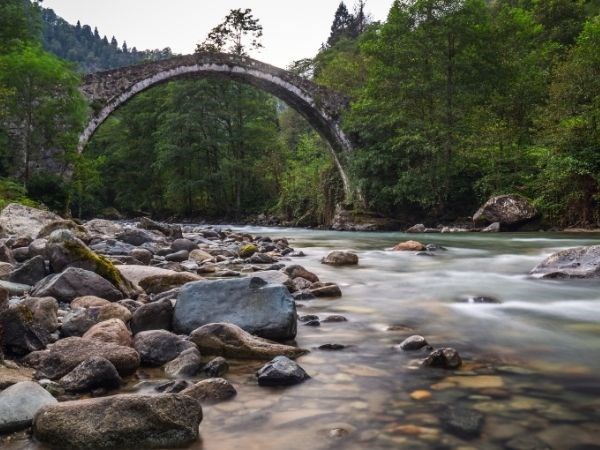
[[441, 407, 484, 439], [322, 315, 348, 323], [304, 319, 321, 327], [299, 315, 319, 322], [396, 335, 428, 351], [257, 356, 310, 387], [422, 348, 462, 369], [203, 357, 229, 377], [318, 344, 347, 351]]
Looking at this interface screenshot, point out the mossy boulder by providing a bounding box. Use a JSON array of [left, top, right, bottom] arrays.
[[239, 243, 258, 258], [46, 230, 139, 298]]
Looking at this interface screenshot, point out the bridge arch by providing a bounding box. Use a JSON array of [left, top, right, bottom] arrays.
[[79, 53, 355, 199]]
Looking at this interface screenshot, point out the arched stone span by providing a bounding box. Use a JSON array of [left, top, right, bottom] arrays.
[[79, 52, 354, 199]]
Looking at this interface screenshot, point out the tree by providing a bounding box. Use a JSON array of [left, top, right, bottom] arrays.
[[327, 2, 354, 47], [196, 8, 263, 56], [0, 45, 86, 181], [0, 0, 42, 53]]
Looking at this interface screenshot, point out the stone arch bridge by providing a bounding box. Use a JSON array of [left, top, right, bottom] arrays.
[[79, 52, 356, 200]]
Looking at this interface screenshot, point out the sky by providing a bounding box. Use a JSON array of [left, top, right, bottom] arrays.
[[41, 0, 395, 68]]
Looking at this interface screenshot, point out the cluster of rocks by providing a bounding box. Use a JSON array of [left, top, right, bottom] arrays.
[[0, 204, 351, 448], [395, 335, 463, 370], [392, 240, 447, 256]]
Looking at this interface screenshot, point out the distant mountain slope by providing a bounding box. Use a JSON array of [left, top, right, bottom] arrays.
[[41, 8, 174, 73]]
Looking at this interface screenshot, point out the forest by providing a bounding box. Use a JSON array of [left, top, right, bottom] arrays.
[[0, 0, 599, 228]]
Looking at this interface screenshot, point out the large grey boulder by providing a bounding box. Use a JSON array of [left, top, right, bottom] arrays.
[[173, 277, 297, 341], [31, 267, 123, 303], [0, 204, 61, 238], [531, 245, 600, 279], [0, 381, 57, 433], [190, 323, 306, 360], [22, 336, 140, 380], [473, 194, 539, 229], [33, 393, 202, 449]]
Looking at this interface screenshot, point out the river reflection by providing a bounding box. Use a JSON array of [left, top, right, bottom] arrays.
[[7, 228, 600, 449]]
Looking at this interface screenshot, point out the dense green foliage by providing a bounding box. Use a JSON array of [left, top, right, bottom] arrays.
[[329, 0, 600, 226], [0, 0, 86, 212]]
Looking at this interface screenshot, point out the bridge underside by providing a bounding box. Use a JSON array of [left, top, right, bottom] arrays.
[[79, 53, 357, 201]]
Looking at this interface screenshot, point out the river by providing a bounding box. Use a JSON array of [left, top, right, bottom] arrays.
[[198, 227, 600, 450], [8, 228, 600, 449]]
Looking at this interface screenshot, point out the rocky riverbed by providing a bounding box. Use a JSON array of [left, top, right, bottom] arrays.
[[0, 203, 599, 449]]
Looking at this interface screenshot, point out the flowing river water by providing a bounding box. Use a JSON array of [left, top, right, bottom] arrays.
[[8, 228, 600, 450]]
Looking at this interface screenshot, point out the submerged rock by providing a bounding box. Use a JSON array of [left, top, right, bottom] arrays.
[[33, 393, 202, 449], [0, 381, 57, 433], [189, 323, 306, 360], [173, 277, 297, 341], [441, 406, 484, 439], [256, 356, 310, 386], [530, 245, 600, 279]]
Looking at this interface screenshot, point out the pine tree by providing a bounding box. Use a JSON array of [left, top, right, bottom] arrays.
[[327, 2, 353, 47]]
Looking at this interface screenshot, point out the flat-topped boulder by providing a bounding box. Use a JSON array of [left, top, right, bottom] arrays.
[[173, 277, 296, 340], [33, 393, 202, 449]]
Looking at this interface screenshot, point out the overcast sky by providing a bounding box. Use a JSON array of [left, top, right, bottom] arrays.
[[41, 0, 395, 68]]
